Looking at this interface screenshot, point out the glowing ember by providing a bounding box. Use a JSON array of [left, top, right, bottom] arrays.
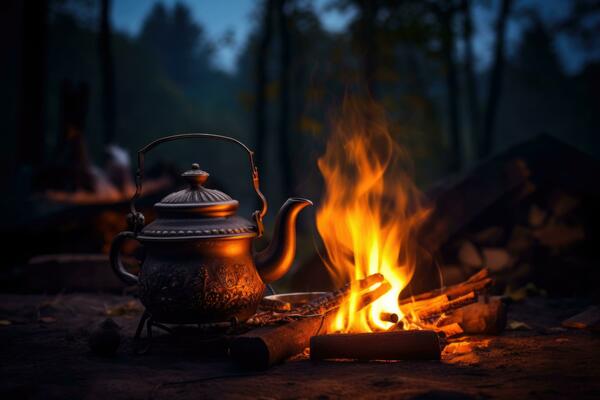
[[316, 96, 430, 333]]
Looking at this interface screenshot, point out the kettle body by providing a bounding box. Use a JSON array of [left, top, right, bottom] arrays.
[[134, 237, 263, 324]]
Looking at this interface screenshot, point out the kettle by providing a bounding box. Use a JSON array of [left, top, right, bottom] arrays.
[[110, 133, 312, 324]]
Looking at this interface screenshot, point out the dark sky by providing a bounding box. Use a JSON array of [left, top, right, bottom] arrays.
[[111, 0, 352, 72], [111, 0, 597, 74]]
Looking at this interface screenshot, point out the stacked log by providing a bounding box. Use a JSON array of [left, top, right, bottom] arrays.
[[398, 268, 506, 337], [440, 186, 592, 299]]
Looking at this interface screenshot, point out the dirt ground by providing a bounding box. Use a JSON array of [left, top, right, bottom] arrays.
[[1, 293, 599, 400]]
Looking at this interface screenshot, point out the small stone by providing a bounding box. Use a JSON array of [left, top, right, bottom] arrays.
[[89, 318, 121, 357]]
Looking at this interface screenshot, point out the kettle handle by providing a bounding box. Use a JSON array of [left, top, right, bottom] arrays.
[[128, 133, 268, 237], [109, 231, 141, 285]]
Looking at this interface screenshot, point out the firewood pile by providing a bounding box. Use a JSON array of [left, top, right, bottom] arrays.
[[228, 268, 503, 369], [409, 135, 600, 299], [443, 188, 588, 296]]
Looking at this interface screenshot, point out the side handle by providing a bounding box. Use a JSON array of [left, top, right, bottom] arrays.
[[110, 231, 140, 285]]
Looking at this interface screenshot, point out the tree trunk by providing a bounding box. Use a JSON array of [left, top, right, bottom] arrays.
[[480, 0, 513, 158], [17, 0, 47, 168], [277, 0, 294, 196], [255, 0, 275, 197], [441, 7, 462, 172], [99, 0, 117, 146], [462, 0, 480, 163]]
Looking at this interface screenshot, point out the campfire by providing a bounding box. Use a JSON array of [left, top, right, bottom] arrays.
[[315, 97, 505, 339], [230, 98, 507, 368], [316, 96, 429, 333]]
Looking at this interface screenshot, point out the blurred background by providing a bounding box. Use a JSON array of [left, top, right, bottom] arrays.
[[1, 0, 599, 294]]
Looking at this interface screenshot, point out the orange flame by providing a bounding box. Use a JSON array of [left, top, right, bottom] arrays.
[[316, 96, 430, 333]]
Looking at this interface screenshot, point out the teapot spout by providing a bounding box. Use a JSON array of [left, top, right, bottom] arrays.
[[255, 197, 312, 284]]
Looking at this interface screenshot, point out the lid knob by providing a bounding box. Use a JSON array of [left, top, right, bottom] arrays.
[[182, 163, 209, 187]]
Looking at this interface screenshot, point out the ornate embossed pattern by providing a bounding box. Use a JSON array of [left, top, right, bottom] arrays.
[[138, 241, 264, 324], [138, 215, 257, 239]]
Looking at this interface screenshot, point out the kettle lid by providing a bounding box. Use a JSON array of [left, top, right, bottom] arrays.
[[137, 163, 257, 241], [154, 163, 239, 218]]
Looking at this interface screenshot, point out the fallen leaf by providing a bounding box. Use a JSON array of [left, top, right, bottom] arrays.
[[507, 320, 532, 331]]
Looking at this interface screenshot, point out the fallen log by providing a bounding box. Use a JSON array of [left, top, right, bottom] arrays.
[[310, 330, 440, 361], [230, 280, 390, 369]]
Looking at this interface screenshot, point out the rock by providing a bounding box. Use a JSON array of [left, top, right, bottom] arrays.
[[89, 318, 121, 356]]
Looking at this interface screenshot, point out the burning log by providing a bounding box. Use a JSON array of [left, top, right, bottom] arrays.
[[230, 277, 390, 369], [379, 312, 399, 324], [415, 292, 477, 320], [310, 330, 440, 361], [356, 280, 392, 310], [400, 294, 450, 315]]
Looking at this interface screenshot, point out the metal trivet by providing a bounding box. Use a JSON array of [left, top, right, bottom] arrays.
[[133, 311, 237, 354]]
